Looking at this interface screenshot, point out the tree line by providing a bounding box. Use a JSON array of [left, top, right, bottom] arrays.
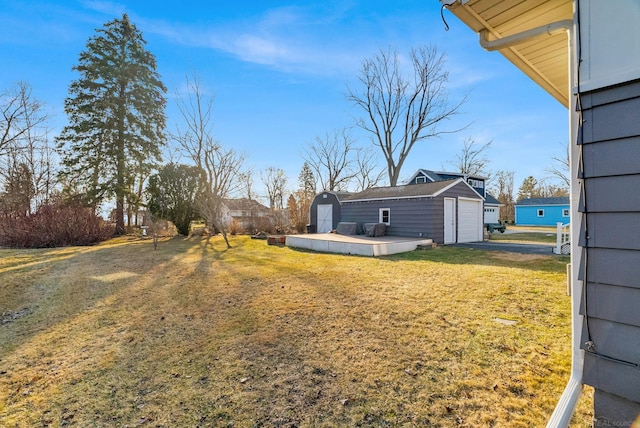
[[0, 14, 568, 247]]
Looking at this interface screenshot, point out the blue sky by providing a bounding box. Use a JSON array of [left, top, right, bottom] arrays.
[[1, 0, 568, 199]]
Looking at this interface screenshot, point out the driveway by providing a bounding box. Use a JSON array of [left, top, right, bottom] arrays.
[[454, 240, 557, 255]]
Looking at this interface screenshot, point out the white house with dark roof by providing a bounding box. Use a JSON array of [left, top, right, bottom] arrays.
[[221, 198, 272, 231]]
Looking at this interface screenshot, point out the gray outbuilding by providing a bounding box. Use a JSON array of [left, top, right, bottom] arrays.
[[308, 178, 484, 244]]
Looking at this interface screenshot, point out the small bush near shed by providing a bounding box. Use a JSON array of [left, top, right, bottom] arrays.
[[150, 219, 178, 237], [0, 202, 114, 248]]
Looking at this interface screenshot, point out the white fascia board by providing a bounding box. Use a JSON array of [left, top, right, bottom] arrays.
[[515, 203, 570, 207], [437, 178, 485, 200], [342, 194, 435, 203]]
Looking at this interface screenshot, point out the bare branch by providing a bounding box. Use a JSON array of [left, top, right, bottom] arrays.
[[448, 137, 492, 177], [304, 128, 359, 192], [174, 74, 245, 248], [347, 46, 466, 186], [545, 141, 570, 189], [260, 166, 288, 210]]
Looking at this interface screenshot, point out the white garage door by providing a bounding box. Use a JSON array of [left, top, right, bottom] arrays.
[[457, 199, 483, 243], [317, 204, 333, 233]]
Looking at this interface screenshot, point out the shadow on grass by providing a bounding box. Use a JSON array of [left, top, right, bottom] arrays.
[[380, 246, 569, 273], [0, 236, 205, 360], [287, 244, 568, 274], [0, 235, 584, 427]]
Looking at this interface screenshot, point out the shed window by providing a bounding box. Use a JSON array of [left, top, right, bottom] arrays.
[[379, 208, 390, 225], [415, 176, 426, 183], [537, 209, 545, 217], [562, 208, 570, 217]]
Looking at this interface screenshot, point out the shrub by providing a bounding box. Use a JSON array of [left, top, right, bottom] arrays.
[[227, 218, 242, 235], [150, 220, 178, 237], [0, 201, 114, 248]]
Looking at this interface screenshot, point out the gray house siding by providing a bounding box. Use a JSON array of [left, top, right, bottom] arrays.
[[340, 197, 443, 242], [578, 79, 640, 420], [339, 182, 481, 244]]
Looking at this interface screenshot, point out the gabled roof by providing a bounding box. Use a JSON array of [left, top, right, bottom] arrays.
[[342, 178, 482, 202], [407, 169, 447, 183], [516, 196, 569, 206], [484, 193, 503, 206], [407, 168, 486, 184], [442, 0, 572, 107], [223, 198, 270, 212]]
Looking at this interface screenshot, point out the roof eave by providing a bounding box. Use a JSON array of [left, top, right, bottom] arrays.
[[442, 0, 572, 108]]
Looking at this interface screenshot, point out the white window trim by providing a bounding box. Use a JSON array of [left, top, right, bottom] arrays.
[[562, 208, 570, 217], [416, 176, 426, 183], [379, 208, 390, 225], [537, 209, 545, 217]]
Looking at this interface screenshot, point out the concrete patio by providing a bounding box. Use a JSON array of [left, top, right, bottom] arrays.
[[285, 233, 433, 256]]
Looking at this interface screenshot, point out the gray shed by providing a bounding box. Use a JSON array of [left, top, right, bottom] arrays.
[[308, 179, 484, 244]]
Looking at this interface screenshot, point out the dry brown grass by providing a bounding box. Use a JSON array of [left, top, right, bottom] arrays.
[[0, 235, 592, 427]]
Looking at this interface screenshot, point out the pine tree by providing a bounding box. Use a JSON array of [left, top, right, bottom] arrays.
[[298, 162, 316, 196], [517, 176, 539, 201], [57, 14, 167, 234]]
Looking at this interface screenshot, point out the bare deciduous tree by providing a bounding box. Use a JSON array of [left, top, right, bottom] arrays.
[[304, 128, 358, 192], [348, 46, 466, 186], [449, 137, 492, 177], [490, 170, 515, 223], [261, 166, 287, 210], [0, 82, 55, 216], [1, 82, 49, 156], [545, 141, 570, 190], [175, 74, 245, 249], [353, 146, 385, 191]]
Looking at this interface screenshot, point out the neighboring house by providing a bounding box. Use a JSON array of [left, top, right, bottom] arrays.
[[115, 209, 149, 227], [221, 198, 272, 231], [443, 0, 640, 425], [309, 178, 484, 244], [483, 193, 503, 225], [406, 169, 502, 224], [406, 169, 487, 197], [515, 197, 570, 226]]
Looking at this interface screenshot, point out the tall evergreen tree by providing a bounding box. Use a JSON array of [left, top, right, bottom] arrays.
[[298, 162, 316, 197], [57, 14, 167, 234]]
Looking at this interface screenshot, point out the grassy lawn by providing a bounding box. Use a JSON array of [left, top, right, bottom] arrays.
[[488, 225, 559, 244], [0, 236, 592, 427]]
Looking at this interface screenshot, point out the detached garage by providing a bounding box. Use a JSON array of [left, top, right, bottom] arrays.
[[308, 179, 484, 244], [457, 198, 484, 243]]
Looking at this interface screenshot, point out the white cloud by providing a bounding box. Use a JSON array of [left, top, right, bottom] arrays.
[[139, 6, 366, 78], [231, 34, 291, 65]]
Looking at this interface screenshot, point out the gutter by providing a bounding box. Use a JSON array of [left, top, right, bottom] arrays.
[[479, 19, 573, 51]]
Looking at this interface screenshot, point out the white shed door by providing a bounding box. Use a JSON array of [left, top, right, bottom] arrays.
[[317, 204, 333, 233], [444, 198, 456, 244], [458, 199, 483, 243]]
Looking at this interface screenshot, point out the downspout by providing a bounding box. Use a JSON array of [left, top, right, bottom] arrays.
[[469, 10, 582, 428], [547, 8, 584, 428]]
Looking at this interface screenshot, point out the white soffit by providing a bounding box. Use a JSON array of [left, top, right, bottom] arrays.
[[443, 0, 572, 107]]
